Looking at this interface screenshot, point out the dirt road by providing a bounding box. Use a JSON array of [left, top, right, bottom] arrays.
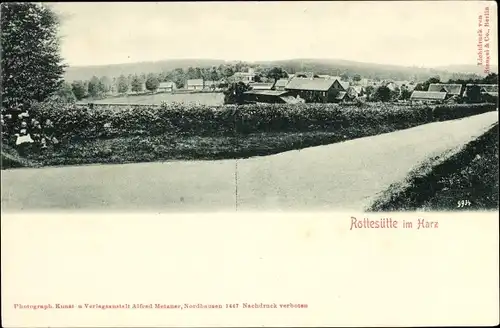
[[2, 112, 498, 211]]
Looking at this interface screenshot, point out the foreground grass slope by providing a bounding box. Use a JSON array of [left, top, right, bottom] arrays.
[[368, 123, 499, 211]]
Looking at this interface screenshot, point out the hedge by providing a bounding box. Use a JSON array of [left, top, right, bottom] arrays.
[[28, 101, 496, 142]]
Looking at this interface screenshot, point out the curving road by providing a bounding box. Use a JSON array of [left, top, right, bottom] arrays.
[[1, 111, 498, 212]]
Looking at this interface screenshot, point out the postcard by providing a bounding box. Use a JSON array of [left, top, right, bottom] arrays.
[[1, 1, 499, 327]]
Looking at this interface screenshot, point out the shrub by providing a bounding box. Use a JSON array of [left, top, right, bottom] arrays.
[[26, 100, 497, 142]]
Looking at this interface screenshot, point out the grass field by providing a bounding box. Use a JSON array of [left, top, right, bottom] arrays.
[[81, 92, 225, 106]]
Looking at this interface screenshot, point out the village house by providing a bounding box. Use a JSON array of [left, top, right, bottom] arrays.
[[186, 79, 204, 90], [381, 80, 399, 92], [464, 83, 499, 102], [203, 80, 219, 90], [231, 68, 257, 83], [274, 79, 289, 91], [347, 85, 363, 98], [293, 72, 320, 79], [329, 76, 343, 81], [335, 79, 350, 91], [360, 78, 380, 87], [157, 81, 176, 93], [285, 78, 349, 103], [465, 83, 498, 95], [243, 90, 290, 104], [427, 83, 464, 97], [243, 90, 305, 104], [409, 91, 447, 104], [394, 81, 416, 92], [249, 82, 275, 90]]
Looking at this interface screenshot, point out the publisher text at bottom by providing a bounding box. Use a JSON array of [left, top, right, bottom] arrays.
[[13, 303, 309, 310]]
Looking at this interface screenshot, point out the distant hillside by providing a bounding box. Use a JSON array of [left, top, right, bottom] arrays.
[[64, 58, 495, 82], [433, 64, 498, 76], [253, 58, 494, 82]]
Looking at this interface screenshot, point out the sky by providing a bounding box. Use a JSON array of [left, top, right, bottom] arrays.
[[50, 1, 498, 68]]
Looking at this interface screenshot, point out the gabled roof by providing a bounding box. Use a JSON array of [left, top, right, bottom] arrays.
[[285, 78, 336, 91], [244, 90, 289, 96], [348, 86, 363, 94], [275, 79, 289, 88], [428, 83, 463, 95], [233, 72, 256, 77], [186, 79, 204, 86], [158, 82, 175, 88], [410, 91, 447, 100], [250, 83, 274, 90], [466, 84, 498, 93], [335, 91, 347, 100], [338, 81, 350, 90]]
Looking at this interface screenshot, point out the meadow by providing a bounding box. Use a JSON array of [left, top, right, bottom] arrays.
[[80, 92, 225, 106]]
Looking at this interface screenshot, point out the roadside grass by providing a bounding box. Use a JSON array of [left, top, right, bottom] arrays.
[[367, 123, 499, 211]]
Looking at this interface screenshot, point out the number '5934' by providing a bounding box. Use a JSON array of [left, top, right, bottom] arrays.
[[457, 200, 471, 208]]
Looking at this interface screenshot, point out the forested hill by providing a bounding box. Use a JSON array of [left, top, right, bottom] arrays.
[[64, 58, 497, 82]]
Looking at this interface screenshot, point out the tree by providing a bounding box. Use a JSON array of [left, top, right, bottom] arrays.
[[209, 67, 219, 81], [400, 88, 412, 101], [465, 85, 482, 103], [1, 3, 65, 109], [353, 74, 362, 82], [266, 67, 288, 82], [117, 75, 129, 94], [364, 85, 375, 100], [482, 73, 498, 84], [145, 74, 160, 92], [87, 76, 101, 98], [222, 66, 235, 78], [224, 82, 251, 105], [416, 76, 441, 91], [186, 67, 197, 79], [71, 80, 87, 100], [170, 68, 185, 88], [372, 86, 392, 102], [99, 76, 111, 94], [50, 81, 76, 103], [340, 73, 349, 81], [130, 75, 143, 93]]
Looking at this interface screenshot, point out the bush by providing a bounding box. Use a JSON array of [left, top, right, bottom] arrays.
[[27, 100, 497, 142]]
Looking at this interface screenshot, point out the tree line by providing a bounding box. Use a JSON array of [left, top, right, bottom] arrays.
[[67, 66, 289, 101]]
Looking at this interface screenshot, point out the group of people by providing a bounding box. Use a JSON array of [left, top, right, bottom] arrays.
[[1, 107, 59, 154]]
